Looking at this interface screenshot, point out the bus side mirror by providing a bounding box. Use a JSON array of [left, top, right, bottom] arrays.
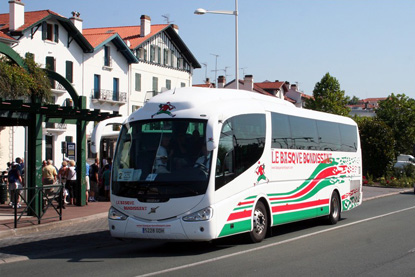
[[206, 116, 220, 151]]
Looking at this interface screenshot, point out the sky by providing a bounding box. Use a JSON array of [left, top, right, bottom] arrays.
[[1, 0, 415, 99]]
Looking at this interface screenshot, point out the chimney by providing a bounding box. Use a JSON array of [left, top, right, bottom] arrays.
[[218, 75, 226, 88], [291, 84, 298, 91], [140, 15, 151, 37], [70, 11, 83, 33], [9, 0, 24, 32], [172, 24, 179, 34], [244, 75, 254, 91]]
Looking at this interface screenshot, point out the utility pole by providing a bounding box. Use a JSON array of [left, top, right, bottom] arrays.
[[202, 62, 208, 82], [210, 53, 219, 88]]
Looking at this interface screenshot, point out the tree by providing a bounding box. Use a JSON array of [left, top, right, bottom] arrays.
[[347, 95, 360, 105], [305, 72, 350, 116], [356, 117, 395, 178], [376, 93, 415, 155], [0, 56, 51, 103]]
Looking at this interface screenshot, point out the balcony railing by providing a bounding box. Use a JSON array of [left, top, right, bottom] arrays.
[[91, 89, 127, 105], [45, 122, 67, 129], [44, 122, 67, 134]]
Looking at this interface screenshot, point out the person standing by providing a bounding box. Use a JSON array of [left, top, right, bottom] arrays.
[[41, 160, 57, 209], [85, 161, 90, 205], [58, 161, 69, 206], [8, 163, 23, 208], [89, 158, 99, 202], [102, 164, 111, 201], [66, 160, 77, 205], [42, 160, 57, 186]]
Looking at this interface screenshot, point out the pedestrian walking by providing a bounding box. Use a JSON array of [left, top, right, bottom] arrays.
[[8, 162, 23, 208]]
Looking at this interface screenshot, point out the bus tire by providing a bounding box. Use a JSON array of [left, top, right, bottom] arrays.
[[327, 191, 341, 225], [249, 201, 268, 243]]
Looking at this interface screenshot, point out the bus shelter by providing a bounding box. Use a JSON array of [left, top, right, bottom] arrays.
[[0, 42, 120, 215]]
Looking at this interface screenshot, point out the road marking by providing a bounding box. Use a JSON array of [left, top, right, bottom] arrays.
[[136, 205, 415, 277]]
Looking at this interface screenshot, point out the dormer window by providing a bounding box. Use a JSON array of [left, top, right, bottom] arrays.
[[42, 22, 59, 43], [104, 45, 111, 67]]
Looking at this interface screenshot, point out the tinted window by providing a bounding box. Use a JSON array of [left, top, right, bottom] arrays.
[[271, 113, 292, 149], [340, 124, 358, 152], [216, 114, 266, 190], [317, 121, 341, 151], [290, 116, 319, 150]]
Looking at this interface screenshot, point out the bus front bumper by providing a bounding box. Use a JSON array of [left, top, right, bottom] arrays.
[[108, 208, 215, 241]]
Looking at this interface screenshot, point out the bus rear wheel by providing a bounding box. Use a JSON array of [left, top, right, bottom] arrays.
[[327, 191, 341, 225], [249, 201, 268, 243]]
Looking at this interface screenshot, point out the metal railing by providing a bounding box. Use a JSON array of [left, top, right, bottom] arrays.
[[8, 183, 64, 228], [91, 89, 127, 103]]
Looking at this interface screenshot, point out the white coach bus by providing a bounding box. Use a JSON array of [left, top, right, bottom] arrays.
[[108, 87, 362, 242]]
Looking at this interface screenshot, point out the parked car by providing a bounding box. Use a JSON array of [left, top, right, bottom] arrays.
[[394, 154, 415, 194]]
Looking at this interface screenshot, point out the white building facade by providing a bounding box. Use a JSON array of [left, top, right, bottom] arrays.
[[0, 1, 200, 169]]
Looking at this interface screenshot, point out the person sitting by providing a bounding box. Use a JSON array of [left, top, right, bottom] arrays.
[[194, 144, 211, 171], [155, 135, 171, 173]]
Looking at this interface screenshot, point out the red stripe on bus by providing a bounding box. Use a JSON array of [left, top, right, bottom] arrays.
[[227, 210, 252, 221], [238, 200, 255, 206], [272, 199, 329, 213], [269, 166, 344, 201]]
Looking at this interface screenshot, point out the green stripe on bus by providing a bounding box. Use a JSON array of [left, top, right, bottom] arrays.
[[234, 205, 253, 211], [219, 219, 251, 237], [267, 160, 338, 198], [272, 206, 330, 225]]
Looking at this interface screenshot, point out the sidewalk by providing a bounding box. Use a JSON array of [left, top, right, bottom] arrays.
[[0, 186, 412, 239], [0, 200, 110, 239]]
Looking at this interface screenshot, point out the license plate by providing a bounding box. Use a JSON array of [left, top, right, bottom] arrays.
[[143, 227, 165, 234]]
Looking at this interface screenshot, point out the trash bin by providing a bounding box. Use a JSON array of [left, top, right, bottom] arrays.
[[0, 182, 7, 204]]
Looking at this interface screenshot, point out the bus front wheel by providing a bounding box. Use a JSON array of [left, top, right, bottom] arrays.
[[327, 191, 341, 225], [249, 201, 268, 243]]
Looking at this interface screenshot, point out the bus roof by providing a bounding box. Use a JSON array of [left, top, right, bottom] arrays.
[[128, 87, 356, 126]]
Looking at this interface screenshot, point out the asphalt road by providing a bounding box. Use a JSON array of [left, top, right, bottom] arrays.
[[0, 192, 414, 276]]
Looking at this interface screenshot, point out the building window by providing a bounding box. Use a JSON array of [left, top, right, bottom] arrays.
[[135, 73, 141, 92], [137, 48, 148, 61], [46, 56, 55, 88], [66, 61, 73, 83], [42, 22, 59, 43], [152, 77, 158, 93], [104, 46, 111, 67], [157, 47, 161, 64], [143, 49, 147, 62], [132, 105, 141, 112], [178, 58, 184, 69], [164, 49, 170, 66], [166, 79, 171, 90], [181, 82, 186, 88], [113, 78, 119, 101], [171, 51, 175, 67], [94, 74, 101, 98], [150, 45, 155, 62]]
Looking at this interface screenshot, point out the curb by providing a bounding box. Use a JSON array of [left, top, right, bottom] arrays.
[[0, 212, 108, 240], [363, 188, 413, 202]]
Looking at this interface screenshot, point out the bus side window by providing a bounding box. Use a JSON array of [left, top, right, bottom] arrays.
[[215, 114, 266, 190]]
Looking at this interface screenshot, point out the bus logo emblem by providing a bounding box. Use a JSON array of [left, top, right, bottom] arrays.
[[255, 161, 269, 186], [151, 102, 176, 118], [149, 206, 160, 214]]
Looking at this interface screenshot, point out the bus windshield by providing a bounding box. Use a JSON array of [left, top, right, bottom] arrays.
[[112, 119, 210, 201]]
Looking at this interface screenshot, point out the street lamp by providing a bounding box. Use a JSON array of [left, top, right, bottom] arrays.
[[195, 0, 239, 89]]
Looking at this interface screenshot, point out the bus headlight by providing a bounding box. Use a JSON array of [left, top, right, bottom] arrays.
[[182, 207, 213, 222], [108, 206, 128, 220]]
